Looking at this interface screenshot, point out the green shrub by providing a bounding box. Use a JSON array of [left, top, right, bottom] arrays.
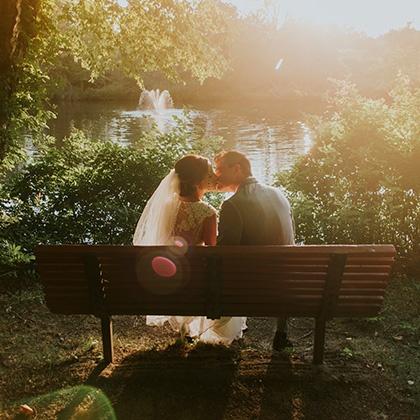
[[1, 121, 222, 257], [276, 76, 420, 267], [0, 240, 35, 281]]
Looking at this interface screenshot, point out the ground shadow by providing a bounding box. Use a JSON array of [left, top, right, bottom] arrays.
[[88, 341, 240, 420], [258, 349, 384, 420]]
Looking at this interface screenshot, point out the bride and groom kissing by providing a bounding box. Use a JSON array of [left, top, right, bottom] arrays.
[[133, 150, 295, 350]]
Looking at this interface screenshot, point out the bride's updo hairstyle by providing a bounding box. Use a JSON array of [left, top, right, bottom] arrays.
[[175, 155, 209, 197]]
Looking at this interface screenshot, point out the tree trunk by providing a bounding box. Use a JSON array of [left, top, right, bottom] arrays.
[[0, 0, 18, 74], [0, 0, 40, 163]]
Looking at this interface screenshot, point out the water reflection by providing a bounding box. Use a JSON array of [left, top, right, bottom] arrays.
[[51, 102, 312, 183], [120, 109, 193, 138]]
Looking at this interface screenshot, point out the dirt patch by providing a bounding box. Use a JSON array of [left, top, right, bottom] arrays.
[[0, 275, 419, 419]]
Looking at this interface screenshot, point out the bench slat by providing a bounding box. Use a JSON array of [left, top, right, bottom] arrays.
[[35, 244, 396, 256], [43, 284, 387, 299], [97, 303, 381, 317]]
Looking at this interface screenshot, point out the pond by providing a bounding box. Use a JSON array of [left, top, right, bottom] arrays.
[[51, 101, 314, 184]]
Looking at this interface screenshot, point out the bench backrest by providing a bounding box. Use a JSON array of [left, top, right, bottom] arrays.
[[35, 245, 396, 319]]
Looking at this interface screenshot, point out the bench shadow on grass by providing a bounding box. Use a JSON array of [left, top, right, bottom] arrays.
[[78, 343, 322, 420], [258, 350, 371, 419], [259, 351, 317, 420], [54, 346, 364, 419], [87, 341, 241, 420]]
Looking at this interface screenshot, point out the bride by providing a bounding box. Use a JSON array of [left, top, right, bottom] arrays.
[[133, 154, 247, 345]]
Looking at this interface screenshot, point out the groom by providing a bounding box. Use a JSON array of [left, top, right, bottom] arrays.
[[214, 150, 295, 350]]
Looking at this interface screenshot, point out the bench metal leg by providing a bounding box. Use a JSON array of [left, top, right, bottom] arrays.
[[313, 317, 326, 365], [101, 316, 114, 364]]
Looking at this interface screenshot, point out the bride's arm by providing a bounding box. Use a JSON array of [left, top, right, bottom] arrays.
[[202, 214, 217, 246]]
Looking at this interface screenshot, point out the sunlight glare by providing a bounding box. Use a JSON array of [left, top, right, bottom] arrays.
[[228, 0, 420, 36], [275, 58, 284, 71]]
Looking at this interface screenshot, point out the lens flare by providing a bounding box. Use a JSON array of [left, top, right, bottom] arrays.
[[151, 256, 177, 277], [275, 58, 284, 71], [174, 239, 184, 247], [170, 236, 188, 256], [14, 385, 116, 419]]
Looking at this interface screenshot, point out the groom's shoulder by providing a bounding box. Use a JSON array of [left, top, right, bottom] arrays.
[[230, 182, 290, 205], [265, 183, 288, 198], [264, 183, 291, 205], [240, 181, 286, 198]]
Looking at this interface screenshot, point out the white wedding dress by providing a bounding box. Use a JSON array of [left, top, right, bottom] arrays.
[[133, 170, 247, 345]]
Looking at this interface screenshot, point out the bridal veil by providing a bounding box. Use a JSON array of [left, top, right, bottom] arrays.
[[133, 169, 181, 246]]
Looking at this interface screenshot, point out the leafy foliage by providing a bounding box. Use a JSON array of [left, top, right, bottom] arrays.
[[59, 0, 229, 84], [0, 240, 35, 281], [1, 121, 222, 255], [0, 0, 53, 165], [276, 76, 420, 265]]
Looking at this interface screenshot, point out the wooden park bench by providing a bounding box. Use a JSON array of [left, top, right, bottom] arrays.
[[35, 244, 396, 365]]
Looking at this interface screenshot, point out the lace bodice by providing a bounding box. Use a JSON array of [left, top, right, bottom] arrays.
[[173, 201, 217, 245]]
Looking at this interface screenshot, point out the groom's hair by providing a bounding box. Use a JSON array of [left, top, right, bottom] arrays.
[[215, 150, 252, 177]]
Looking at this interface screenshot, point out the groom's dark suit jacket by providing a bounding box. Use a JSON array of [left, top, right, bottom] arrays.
[[217, 177, 294, 246]]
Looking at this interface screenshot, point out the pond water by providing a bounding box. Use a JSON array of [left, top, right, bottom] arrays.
[[51, 101, 313, 184]]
